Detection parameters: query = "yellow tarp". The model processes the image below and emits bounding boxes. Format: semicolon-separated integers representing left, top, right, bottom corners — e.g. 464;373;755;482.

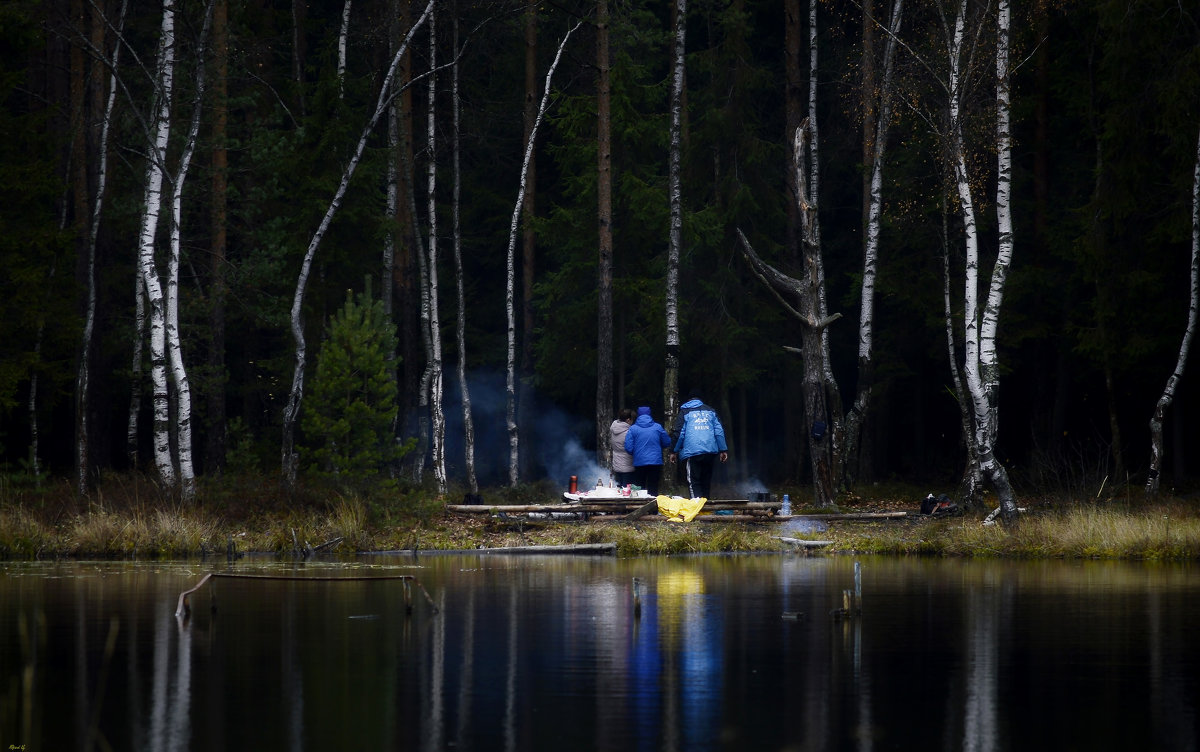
656;495;706;522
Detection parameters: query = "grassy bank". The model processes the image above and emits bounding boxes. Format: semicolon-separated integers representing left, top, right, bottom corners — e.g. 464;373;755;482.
1;474;1199;561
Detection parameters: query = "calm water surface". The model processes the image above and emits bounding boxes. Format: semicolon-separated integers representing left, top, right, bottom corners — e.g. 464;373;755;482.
2;554;1199;751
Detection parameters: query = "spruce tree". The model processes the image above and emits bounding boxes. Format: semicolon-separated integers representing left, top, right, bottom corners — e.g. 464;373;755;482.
303;287;408;492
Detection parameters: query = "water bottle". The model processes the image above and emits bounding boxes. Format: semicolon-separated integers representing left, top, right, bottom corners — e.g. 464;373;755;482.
781;493;791;516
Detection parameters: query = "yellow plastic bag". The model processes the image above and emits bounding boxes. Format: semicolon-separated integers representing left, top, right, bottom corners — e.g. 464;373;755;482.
656;495;706;523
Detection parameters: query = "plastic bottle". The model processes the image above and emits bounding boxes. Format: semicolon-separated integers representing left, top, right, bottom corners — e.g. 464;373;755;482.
781;493;791;516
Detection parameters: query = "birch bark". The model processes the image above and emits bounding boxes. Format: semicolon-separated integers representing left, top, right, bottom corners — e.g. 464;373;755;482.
1146;126;1200;496
426;10;447;494
338;0;352;98
663;0;685;436
280;0;433;486
504;20;582;485
844;0;902;486
163;0;215;500
945;0;1017;522
136;0;177;490
452;3;478;493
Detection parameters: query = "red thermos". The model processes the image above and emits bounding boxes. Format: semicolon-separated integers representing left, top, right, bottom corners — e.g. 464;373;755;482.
569;475;578;493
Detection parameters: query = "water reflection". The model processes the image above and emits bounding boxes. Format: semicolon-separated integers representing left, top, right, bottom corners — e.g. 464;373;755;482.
2;557;1200;750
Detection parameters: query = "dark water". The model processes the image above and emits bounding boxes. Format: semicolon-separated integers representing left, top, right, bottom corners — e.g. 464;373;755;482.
2;554;1199;751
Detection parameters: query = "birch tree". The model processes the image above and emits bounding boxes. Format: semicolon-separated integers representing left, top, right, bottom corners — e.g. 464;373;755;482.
504;19;582;485
280;0;433;486
1146;126;1200;497
76;0;127;495
426;8;447;494
843;0;903;486
451;2;478;493
663;0;685;438
134;0;179;491
941;0;1018;522
129;0;213;498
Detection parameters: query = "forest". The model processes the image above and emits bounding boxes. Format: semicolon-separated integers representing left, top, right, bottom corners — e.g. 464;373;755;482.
1;0;1198;508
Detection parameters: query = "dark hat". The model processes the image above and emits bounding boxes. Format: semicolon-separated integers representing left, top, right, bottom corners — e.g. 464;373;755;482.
687;386;702;399
637;406;652;416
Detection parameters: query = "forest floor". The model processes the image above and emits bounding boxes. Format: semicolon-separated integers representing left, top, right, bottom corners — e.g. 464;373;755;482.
1;473;1199;561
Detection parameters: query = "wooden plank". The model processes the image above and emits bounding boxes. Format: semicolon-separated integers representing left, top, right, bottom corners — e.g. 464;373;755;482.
471;543;617;555
446;501;781;514
624;498;660;519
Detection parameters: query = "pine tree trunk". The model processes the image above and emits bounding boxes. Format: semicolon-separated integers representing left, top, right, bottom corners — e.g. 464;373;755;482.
128;276;145;469
596;0;614;470
206;0;228;476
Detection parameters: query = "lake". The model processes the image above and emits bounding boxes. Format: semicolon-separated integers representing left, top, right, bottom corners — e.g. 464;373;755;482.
2;553;1198;750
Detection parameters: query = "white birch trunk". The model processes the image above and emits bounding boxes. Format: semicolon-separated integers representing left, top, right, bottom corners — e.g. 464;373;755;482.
948;0;1018;521
78;0;127;495
664;0;684;435
426;10;447;494
137;0;178;490
280;0;433;485
338;0;352;98
943;201;981;499
504;20;582;486
844;0;902;483
452;5;478;493
163;0;215;501
982;0;1013;441
1146;126;1200;496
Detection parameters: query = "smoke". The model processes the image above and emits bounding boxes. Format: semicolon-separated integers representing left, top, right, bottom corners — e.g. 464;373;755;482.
440;369;609;487
737;477;769;495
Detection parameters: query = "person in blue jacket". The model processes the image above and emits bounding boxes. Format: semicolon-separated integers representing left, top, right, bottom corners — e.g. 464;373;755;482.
624;406;672;495
670;390;729;500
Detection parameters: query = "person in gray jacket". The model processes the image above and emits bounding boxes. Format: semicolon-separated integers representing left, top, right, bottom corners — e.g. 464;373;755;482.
609;408;636;486
670;390;729;500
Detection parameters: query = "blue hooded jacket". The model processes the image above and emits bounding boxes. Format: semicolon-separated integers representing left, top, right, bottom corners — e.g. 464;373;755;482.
624;407;671;467
672;399;728;460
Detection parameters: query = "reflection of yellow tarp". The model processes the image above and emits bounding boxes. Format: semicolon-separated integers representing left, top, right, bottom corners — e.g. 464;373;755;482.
656;495;706;522
656;570;705;639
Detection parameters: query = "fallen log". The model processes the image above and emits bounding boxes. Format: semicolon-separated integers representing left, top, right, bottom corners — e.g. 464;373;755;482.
777;537;834;548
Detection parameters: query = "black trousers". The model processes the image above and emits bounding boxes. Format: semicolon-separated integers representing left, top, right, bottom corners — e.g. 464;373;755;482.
632;465;663;496
683;454;717;499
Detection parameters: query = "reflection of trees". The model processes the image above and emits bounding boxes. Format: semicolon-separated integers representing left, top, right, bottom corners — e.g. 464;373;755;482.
962;574;1000;752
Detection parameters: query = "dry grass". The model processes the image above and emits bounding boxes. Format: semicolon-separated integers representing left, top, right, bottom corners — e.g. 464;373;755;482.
3;473;1200;560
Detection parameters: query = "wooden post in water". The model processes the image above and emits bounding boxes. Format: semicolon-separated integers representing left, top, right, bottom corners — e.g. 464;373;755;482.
632;577;642;619
854;560;862;614
403;578;413;614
